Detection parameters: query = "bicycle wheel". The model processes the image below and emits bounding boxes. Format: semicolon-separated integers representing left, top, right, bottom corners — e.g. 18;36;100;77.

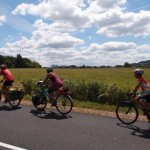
56;95;73;115
8;89;23;108
9;99;21;108
146;112;150;121
116;101;139;125
32;91;47;111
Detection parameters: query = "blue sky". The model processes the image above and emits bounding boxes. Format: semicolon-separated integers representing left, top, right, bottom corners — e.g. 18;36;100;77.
0;0;150;67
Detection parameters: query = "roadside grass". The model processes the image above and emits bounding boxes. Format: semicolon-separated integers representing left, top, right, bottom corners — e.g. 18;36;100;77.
74;100;117;112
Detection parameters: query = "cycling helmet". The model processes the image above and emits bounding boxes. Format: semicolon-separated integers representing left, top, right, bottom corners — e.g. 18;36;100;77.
46;67;53;73
133;68;144;75
0;64;7;69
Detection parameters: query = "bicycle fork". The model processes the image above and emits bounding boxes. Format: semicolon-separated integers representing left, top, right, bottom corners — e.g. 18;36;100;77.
125;101;134;114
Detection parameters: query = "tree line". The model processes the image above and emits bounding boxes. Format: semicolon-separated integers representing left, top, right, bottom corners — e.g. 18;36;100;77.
51;61;150;69
0;54;42;68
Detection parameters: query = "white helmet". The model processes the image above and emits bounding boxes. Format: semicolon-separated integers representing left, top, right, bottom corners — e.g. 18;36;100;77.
133;69;144;75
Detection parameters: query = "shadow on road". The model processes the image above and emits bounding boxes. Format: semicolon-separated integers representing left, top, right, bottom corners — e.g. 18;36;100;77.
30;109;72;120
0;105;21;111
117;123;150;139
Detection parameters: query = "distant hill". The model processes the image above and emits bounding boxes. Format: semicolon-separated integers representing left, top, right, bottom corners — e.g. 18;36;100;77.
131;60;150;67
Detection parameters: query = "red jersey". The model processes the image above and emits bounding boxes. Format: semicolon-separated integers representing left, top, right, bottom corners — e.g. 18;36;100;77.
0;69;14;81
49;72;63;84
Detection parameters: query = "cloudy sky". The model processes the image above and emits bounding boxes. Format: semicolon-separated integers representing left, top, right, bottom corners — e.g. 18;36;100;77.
0;0;150;67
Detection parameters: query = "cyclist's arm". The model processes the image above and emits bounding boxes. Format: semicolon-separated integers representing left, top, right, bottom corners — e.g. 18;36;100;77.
132;82;141;93
43;73;52;85
42;74;49;84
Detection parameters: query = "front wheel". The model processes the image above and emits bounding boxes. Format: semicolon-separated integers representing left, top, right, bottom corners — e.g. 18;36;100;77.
116;101;139;125
56;95;73;115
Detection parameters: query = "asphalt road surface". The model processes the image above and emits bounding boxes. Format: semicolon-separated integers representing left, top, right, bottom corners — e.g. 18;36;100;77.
0;103;149;150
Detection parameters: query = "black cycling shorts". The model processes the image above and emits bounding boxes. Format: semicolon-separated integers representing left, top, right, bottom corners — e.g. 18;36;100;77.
145;94;150;103
3;80;14;86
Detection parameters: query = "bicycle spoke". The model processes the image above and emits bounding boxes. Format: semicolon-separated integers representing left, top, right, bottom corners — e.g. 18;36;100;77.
56;95;73;115
116;101;138;124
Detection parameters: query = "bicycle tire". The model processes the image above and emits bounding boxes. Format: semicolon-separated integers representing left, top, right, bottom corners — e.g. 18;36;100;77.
146;113;150;121
56;95;73;115
9;99;21;108
33;91;47;111
8;89;24;108
116;101;139;125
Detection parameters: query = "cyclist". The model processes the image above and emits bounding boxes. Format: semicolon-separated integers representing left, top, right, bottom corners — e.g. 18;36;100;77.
131;68;150;114
0;64;14;103
42;67;63;106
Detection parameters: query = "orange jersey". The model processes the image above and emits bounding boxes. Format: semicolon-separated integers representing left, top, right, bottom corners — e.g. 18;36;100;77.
134;77;150;92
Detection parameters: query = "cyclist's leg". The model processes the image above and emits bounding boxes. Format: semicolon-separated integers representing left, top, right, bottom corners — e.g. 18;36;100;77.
145;94;150;103
2;80;13;103
48;85;57;106
2;84;9;103
135;93;150;111
48;83;63;106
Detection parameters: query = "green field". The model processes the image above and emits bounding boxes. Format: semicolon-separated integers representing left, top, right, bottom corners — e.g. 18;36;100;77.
7;67;150;89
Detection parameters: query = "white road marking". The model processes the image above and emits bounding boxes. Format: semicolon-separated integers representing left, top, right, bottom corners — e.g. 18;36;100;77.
0;142;27;150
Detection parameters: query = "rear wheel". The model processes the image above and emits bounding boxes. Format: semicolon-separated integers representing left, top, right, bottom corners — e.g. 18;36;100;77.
56;95;73;115
116;101;139;125
8;89;23;108
146;112;150;121
9;99;21;108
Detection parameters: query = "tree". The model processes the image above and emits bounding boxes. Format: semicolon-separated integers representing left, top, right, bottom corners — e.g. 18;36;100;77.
15;54;24;68
124;62;131;68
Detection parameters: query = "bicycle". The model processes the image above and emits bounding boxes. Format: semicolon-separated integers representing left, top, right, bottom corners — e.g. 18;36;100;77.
31;81;73;115
116;93;150;125
0;86;24;108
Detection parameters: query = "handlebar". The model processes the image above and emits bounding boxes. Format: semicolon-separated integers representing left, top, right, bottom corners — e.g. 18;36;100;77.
128;92;137;98
37;80;50;87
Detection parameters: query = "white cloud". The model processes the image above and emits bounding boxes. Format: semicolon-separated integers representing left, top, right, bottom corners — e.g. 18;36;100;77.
12;0;90;28
33;19;84;48
1;29;150;66
81;42;150;66
1;19;84;66
1;0;150;66
12;0;150;37
96;10;150;37
0;15;6;25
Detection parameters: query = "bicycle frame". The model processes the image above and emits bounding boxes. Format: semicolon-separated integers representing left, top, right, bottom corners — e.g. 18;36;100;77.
130;93;147;110
39;85;61;102
32;83;73;114
116;92;150;124
39;86;50;100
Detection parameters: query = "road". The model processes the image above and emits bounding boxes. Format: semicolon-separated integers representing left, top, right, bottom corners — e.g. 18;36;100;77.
0;103;149;150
